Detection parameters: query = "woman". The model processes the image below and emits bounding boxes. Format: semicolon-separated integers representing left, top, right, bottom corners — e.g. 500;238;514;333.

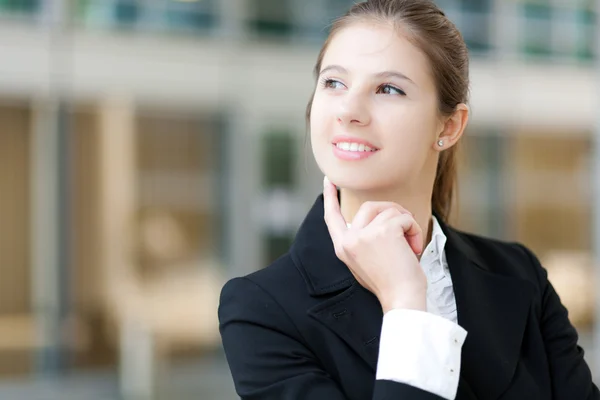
218;0;599;399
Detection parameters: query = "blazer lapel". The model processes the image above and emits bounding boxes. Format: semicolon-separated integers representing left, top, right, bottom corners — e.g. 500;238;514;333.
442;223;536;400
291;192;383;370
307;283;383;371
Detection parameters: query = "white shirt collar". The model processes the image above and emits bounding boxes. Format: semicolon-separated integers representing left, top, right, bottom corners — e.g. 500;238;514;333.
429;215;447;257
420;215;449;279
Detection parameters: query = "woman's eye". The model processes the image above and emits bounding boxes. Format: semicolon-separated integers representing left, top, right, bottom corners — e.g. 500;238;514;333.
377;84;406;96
323;79;345;90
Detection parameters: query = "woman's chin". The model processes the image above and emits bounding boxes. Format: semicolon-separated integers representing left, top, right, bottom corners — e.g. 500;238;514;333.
324;173;383;192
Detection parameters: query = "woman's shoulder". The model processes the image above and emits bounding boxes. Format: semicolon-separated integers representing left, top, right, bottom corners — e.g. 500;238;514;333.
218;252;314;345
450;226;547;286
219;251;314;316
454;227;529;256
241;252;304;293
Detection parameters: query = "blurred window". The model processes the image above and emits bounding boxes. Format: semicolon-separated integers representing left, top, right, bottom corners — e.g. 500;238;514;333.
509;134;592;255
456;132;509;239
291;0;356;42
0;103;32;376
263;131;296;188
522;1;556;57
74;0;216;34
436;0;494;53
260;129;298;264
517;0;596;61
136;110;223;276
282;0;496;49
246;0;293;38
457;131;593;256
0;0;40;17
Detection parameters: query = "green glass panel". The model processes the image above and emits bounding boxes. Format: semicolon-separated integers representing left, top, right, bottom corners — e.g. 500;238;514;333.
576;24;595;61
262;131;296;189
575;7;596;61
0;0;39;13
465;40;491;53
434;0;459;11
247;0;293;38
523;43;553;57
302;0;354;41
580;8;596;25
461;0;491;13
523;2;552;20
248;20;293;36
164;0;216;32
114;0;138;25
521;2;553;57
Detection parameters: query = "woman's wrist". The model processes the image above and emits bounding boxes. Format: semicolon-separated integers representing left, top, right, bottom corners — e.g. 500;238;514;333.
379;290;427;314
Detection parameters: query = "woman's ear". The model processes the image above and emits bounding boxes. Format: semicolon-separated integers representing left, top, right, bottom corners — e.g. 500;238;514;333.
435;103;469;151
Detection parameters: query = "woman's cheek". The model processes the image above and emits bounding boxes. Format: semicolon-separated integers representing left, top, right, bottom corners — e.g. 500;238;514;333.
310;111;332;147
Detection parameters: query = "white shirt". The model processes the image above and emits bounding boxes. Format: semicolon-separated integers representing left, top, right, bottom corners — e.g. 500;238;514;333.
374;216;467;400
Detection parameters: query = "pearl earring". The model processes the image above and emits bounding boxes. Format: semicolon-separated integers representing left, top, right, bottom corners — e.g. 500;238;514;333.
437;139;444;147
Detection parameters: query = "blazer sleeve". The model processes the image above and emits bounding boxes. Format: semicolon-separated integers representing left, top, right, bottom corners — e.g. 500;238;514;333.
519;244;600;399
218;276;445;400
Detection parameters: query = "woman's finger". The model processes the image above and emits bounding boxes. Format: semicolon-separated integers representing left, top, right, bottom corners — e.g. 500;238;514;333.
351;201;413;230
367;210;423;255
322;176;347;244
401;216;424;255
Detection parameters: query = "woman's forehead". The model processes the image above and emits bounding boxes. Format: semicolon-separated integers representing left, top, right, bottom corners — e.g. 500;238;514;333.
321;23;433;87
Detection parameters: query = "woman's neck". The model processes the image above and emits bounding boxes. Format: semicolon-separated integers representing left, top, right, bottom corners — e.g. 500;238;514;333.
339;186;434;250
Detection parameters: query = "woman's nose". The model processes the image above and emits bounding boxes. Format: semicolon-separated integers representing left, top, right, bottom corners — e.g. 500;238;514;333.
336;93;371;126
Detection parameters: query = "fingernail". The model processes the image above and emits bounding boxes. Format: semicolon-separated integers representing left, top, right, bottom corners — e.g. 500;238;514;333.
323;176;329;188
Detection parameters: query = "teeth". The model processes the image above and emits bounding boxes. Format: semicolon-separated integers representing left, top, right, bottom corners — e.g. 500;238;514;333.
335;142;376;152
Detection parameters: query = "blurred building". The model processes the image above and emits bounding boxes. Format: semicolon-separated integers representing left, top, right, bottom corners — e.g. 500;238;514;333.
0;0;597;399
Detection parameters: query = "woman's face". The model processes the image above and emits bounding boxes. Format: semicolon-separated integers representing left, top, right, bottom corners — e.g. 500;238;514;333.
310;22;444;192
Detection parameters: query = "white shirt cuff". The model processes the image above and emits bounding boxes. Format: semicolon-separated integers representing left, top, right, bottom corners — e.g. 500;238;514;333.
375;309;468;400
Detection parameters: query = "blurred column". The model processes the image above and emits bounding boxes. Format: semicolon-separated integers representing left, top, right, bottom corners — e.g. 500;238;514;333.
216;0;246;38
223;108;262;277
30;0;72;376
97;94;138;330
593;0;600;380
30;98;70;375
97;95;153;399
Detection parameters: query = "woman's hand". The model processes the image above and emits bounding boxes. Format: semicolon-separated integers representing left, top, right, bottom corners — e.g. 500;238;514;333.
323;176;427;314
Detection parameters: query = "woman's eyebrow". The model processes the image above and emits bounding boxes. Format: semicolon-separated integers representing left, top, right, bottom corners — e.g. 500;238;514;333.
319;65;416;85
374;70;416;85
319;65;348;75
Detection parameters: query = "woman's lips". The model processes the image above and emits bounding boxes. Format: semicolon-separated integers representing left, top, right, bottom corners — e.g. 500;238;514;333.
332;143;379;161
331;135;378;149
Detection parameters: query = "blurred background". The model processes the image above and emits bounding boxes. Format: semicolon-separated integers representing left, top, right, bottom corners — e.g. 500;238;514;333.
0;0;598;399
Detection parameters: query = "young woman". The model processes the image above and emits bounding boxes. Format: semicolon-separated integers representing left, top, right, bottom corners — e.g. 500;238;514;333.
218;0;599;399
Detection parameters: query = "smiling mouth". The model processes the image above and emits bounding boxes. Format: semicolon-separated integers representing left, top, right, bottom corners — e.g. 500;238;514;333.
333;142;379;153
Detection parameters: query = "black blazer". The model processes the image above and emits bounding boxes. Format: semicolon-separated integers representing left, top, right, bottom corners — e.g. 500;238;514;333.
219;194;599;400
